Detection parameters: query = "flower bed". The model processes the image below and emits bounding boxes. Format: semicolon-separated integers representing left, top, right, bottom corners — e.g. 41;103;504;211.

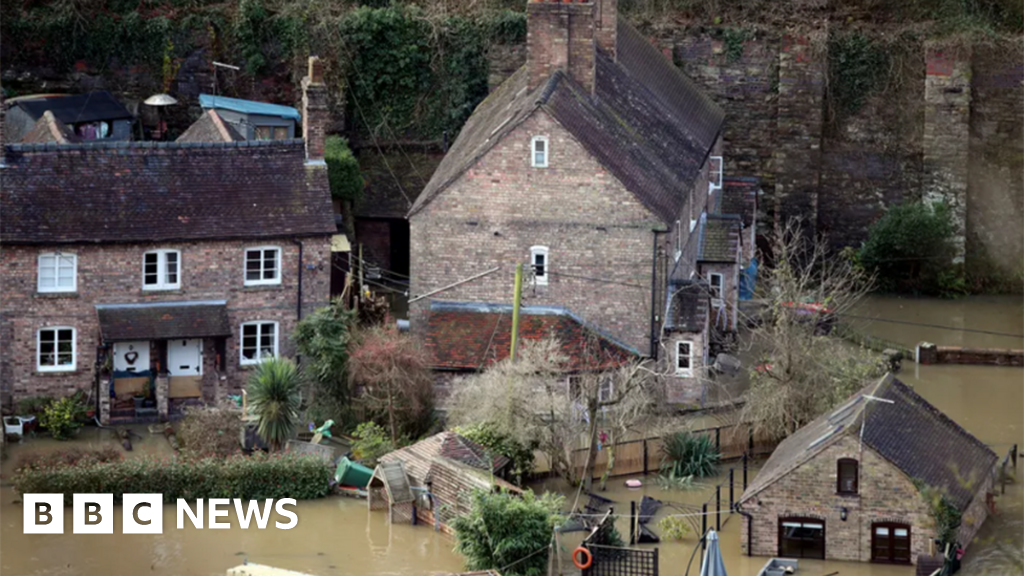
13;452;332;505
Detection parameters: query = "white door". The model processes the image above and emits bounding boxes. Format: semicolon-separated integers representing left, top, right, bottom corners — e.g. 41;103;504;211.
167;339;203;376
113;341;150;373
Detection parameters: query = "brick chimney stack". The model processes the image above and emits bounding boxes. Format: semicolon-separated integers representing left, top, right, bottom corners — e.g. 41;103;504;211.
527;0;596;92
595;0;617;57
301;55;328;165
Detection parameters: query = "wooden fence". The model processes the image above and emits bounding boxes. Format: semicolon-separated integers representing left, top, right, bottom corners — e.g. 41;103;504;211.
572;423;778;480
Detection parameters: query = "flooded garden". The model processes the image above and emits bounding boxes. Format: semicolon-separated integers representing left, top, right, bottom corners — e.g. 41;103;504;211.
2;295;1021;576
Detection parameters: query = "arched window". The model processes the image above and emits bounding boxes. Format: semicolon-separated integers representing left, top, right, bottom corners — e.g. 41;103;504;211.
837;458;858;494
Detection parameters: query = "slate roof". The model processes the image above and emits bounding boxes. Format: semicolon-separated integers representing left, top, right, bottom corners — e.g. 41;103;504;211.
199;94;301;121
1;140;335;244
176;110;245;143
425;301;639;371
739;374;998;511
20;111;78;144
380;431;511;485
697;215;740;263
16;91;133;124
717;176;759;228
664;280;710;333
96;301;232;342
409;19;724;224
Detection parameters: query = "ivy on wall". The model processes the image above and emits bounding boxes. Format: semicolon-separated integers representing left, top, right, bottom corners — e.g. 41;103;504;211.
826;33;890;117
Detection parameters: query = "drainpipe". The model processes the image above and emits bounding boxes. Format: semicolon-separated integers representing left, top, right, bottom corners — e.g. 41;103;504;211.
736;504;754;557
649;230;664;359
292;239;304;321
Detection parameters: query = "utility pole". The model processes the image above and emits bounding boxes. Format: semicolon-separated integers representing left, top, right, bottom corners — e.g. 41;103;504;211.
510;262;523;361
355;243;364;314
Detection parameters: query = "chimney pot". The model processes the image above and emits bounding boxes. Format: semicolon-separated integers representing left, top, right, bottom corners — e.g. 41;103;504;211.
308;56;325;85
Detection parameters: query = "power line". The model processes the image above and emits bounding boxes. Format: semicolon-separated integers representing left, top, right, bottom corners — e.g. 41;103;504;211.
332;262;408;296
837;312;1024;339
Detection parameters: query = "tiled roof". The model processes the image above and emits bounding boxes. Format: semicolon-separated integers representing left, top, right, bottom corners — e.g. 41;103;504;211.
1;140;335;244
717;176;759;228
697;215;740;263
199;94;301;121
425;302;639;371
96;301;232;342
410;20;724;224
16;91;133;124
176;110;245;143
739;375;998;511
664;280;710;333
381;431;510;485
21;111;77;144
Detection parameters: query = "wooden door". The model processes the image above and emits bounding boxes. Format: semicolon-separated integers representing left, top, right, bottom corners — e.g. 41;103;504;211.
871;522;911;564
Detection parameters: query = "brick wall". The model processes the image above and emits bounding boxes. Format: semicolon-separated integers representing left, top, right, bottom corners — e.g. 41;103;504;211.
659;329;706;405
0;237;331;409
410;110;663;354
740;434;936;563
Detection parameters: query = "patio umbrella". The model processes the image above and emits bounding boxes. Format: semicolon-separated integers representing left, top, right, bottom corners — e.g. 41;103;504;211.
700;530;728;576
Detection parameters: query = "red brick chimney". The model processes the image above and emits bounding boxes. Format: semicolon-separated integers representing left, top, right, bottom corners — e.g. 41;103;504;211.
301;55;328;165
527;0;596;92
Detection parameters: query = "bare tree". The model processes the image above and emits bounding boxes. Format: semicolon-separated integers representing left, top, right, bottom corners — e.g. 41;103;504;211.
739;220;883;440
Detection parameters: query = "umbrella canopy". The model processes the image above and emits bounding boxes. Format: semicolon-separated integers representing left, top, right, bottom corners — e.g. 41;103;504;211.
700;530;728;576
144;93;178;106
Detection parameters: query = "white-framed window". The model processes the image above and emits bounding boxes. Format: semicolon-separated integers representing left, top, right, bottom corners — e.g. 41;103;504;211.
531;245;549;286
240;321;279;365
708;272;724;299
708;156;723;193
598;375;614;403
531;136;549;168
37;252;77;293
675;220;682;261
244;246;282;286
675;340;693;377
37;327;76;372
143;249;181;290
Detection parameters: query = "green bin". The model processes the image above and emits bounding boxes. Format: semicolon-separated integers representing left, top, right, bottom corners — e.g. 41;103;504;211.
335;457;374;488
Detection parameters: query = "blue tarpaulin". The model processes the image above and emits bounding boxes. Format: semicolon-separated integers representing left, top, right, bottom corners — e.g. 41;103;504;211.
739;257;758;300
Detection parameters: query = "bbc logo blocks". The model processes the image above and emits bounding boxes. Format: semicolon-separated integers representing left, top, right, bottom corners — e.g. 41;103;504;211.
23;494;163;534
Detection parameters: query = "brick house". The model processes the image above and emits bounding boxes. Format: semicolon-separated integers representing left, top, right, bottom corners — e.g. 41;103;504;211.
0;64;334;423
736;374;998;565
408;0;756;403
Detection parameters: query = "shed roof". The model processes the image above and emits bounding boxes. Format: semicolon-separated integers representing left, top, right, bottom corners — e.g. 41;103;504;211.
739;374;998;511
664;280;710;333
409;20;724;224
381;431;510;484
16;91;133;124
177;110;245;143
697;215;740;263
200;94;301;121
96;301;232;342
426;301;639;371
717;176;759;228
1;140;334;244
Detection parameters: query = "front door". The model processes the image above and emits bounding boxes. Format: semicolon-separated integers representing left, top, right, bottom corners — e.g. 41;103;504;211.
113;340;150;373
872;522;911;564
778;518;825;559
167;339;202;376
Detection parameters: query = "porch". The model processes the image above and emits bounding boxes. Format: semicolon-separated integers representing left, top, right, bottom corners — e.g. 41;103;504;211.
95;301;233;424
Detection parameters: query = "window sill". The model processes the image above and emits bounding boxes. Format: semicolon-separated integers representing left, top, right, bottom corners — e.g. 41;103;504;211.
35;370;81;377
674;372;694;378
141;289;185;296
836;492;860;498
35;292;79;299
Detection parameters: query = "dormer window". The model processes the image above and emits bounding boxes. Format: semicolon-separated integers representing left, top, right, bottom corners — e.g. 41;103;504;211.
531;136;549;168
708;156;723;193
837;458;858;494
531;246;549;286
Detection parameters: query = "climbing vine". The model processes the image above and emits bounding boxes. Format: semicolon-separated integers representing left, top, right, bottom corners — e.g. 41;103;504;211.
826;33;889;117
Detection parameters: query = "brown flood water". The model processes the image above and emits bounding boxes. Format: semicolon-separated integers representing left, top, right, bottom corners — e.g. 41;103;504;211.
1;295;1021;576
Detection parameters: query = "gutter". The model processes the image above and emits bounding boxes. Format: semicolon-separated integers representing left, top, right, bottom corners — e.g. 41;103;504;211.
650;229;664;359
735;504;754;557
292;239;304;321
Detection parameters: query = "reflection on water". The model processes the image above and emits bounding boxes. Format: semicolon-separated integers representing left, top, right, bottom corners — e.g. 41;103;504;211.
1;296;1021;575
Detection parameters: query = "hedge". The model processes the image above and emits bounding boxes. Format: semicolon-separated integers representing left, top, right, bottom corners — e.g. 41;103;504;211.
13;452;332;505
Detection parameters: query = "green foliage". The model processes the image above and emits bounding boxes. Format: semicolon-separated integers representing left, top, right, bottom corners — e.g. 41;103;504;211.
828;33;888;117
857;201;961;296
658;515;692;540
293;300;357;426
16;396;55;416
452;489;564;576
660;431;721;478
177;406;243;458
653;469;697;491
915;480;963;548
247;357;303;450
13;452;332;505
457;422;537;486
351;421;395;466
485;10;528;45
720;28;751;63
39;396;86;441
590;517;626;547
325;136;364;203
16;447;122;472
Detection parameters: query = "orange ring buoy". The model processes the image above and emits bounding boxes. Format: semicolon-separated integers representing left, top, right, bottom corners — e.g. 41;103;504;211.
573;546;593;570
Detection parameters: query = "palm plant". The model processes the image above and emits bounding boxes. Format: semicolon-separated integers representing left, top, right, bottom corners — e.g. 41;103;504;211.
247;357;303;451
660;431;721;479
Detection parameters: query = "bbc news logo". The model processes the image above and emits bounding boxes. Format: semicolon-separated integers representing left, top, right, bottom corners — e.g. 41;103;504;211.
23;494;298;534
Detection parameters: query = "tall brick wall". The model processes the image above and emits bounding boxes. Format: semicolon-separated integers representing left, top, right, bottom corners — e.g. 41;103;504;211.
410;110;663;354
739;434;936;563
0;237;331;408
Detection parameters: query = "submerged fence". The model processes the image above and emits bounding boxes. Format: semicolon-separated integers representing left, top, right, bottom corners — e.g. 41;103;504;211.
572;423;777;481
